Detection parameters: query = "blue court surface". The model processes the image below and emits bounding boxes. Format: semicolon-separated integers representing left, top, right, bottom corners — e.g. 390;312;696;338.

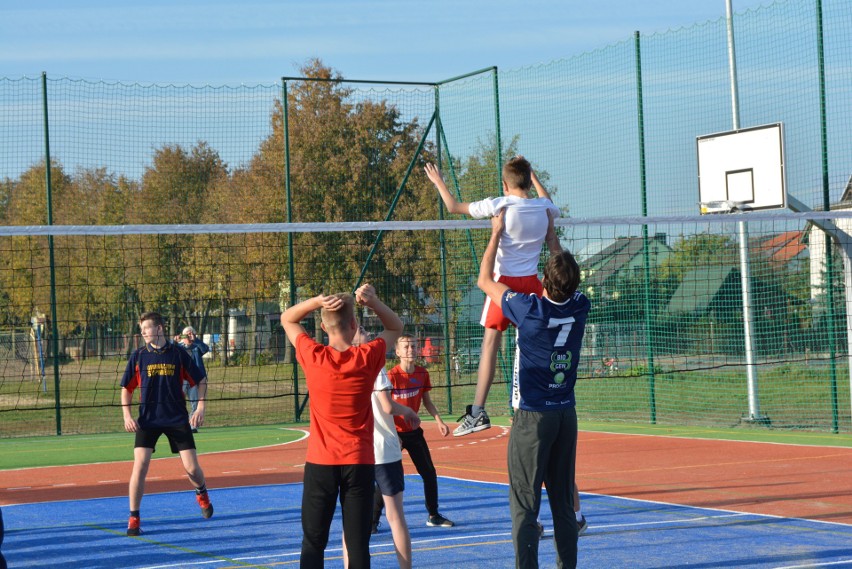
3;476;851;568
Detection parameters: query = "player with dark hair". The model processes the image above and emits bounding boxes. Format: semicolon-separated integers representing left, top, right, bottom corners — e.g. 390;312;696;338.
478;211;589;568
121;311;213;537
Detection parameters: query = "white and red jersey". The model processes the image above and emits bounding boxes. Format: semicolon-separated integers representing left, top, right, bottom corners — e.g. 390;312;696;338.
467;196;560;277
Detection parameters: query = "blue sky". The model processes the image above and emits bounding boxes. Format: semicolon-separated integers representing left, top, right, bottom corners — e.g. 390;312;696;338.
2;0;771;85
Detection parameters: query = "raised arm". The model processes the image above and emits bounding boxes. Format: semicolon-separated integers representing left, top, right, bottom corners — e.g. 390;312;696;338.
355;284;404;348
425;163;470;215
477;210;511;309
545;209;563;255
530;168;553;201
281;295;331;345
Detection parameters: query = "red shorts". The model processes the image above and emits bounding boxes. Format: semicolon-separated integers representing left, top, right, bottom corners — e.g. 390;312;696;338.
480;274;543;331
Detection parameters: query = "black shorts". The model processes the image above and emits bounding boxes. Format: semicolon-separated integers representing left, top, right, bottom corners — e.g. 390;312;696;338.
134;423;196;454
375;460;405;496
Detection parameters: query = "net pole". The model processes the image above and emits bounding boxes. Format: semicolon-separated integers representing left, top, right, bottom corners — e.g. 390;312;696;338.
815;0;840;432
283;78;303;422
42;72;63;436
635;30;657;424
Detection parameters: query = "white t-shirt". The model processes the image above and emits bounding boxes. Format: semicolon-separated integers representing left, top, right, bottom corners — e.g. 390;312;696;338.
467;196;561;277
372;369;403;465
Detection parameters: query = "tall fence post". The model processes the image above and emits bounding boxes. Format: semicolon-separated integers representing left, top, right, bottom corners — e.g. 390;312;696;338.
42;72;62;436
282;78;301;422
634;31;657;424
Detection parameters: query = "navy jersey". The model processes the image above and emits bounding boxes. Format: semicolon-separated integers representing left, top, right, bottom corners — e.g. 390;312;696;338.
502;289;591;412
121;342;205;428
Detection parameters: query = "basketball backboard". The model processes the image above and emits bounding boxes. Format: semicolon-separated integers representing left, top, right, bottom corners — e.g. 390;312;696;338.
697;123;786;214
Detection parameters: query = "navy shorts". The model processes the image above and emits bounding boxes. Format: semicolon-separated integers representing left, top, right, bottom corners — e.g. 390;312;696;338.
134;423;196;454
375;460;405;496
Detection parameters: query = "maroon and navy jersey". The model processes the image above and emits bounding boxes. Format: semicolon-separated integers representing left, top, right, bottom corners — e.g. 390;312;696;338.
121;342;205;429
502;290;590;412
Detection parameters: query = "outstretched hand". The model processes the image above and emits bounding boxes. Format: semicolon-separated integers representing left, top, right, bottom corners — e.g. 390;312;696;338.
424;163;444;187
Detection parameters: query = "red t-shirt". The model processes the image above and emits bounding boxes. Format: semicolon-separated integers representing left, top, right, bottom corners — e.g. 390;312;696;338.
296;333;387;465
387;364;432;433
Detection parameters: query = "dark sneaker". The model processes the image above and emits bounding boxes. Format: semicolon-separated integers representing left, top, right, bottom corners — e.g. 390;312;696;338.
427;513;454;527
197;491;214;519
126;515;141;536
537;521;545;539
371;521;380;534
577;515;588;536
452;406;491;437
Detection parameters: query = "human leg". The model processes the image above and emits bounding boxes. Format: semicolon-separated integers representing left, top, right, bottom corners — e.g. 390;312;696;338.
384;492;412;569
454;328;501;437
300;463;340;569
375;461;411;569
338;464;375;569
509;409;558;569
178;448;213;518
127;445;153;536
543;408;578;569
400;429;453;526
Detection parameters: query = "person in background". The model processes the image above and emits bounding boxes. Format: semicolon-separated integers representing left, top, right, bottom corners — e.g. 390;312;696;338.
175;326;210;433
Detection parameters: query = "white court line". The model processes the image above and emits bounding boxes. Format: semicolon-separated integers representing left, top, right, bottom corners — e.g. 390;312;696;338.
51;483;76;487
97;480;120;484
774;561;852;568
137;513;753;569
221;471;240;474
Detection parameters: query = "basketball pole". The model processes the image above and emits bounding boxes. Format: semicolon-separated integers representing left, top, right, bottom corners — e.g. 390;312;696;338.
726;0;768;424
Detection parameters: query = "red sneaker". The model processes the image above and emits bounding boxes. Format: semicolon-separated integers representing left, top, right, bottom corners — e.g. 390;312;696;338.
196;491;214;518
126;515;141;536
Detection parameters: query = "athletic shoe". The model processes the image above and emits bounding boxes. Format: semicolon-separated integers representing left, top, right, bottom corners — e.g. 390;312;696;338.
537;521;545;540
126;515;141;536
371;521;381;534
191;427;199;433
577;515;588;536
197;491;214;518
452;406;491;437
426;513;455;527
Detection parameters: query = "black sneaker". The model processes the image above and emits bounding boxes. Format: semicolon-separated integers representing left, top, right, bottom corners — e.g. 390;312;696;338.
452;406;491;437
371;521;380;534
577;515;588;536
427;513;454;527
537;521;545;539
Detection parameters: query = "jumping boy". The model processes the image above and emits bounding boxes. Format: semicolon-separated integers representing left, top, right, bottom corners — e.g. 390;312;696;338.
478;211;590;568
374;334;454;529
121;311;213;537
280;284;403;569
425;157;561;436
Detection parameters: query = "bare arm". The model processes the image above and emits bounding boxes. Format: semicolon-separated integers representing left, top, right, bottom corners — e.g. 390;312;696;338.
421;391;449;437
530;168;553;201
376;389;421;430
425;163;470;215
190;378;207;428
121;388;138;432
545;210;563;255
477;211;511;309
355;284;404;348
281;295;332;346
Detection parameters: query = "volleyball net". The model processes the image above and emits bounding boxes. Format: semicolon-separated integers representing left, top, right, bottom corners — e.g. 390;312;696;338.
0;212;849;436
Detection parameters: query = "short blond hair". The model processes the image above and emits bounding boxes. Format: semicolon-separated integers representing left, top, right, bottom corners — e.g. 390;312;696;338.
320;293;355;332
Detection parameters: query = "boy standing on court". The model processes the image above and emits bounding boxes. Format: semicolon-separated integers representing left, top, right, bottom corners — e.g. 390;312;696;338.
280;284;403;569
479;212;589;568
120;311;214;537
425;157;561;436
373;334;455;529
